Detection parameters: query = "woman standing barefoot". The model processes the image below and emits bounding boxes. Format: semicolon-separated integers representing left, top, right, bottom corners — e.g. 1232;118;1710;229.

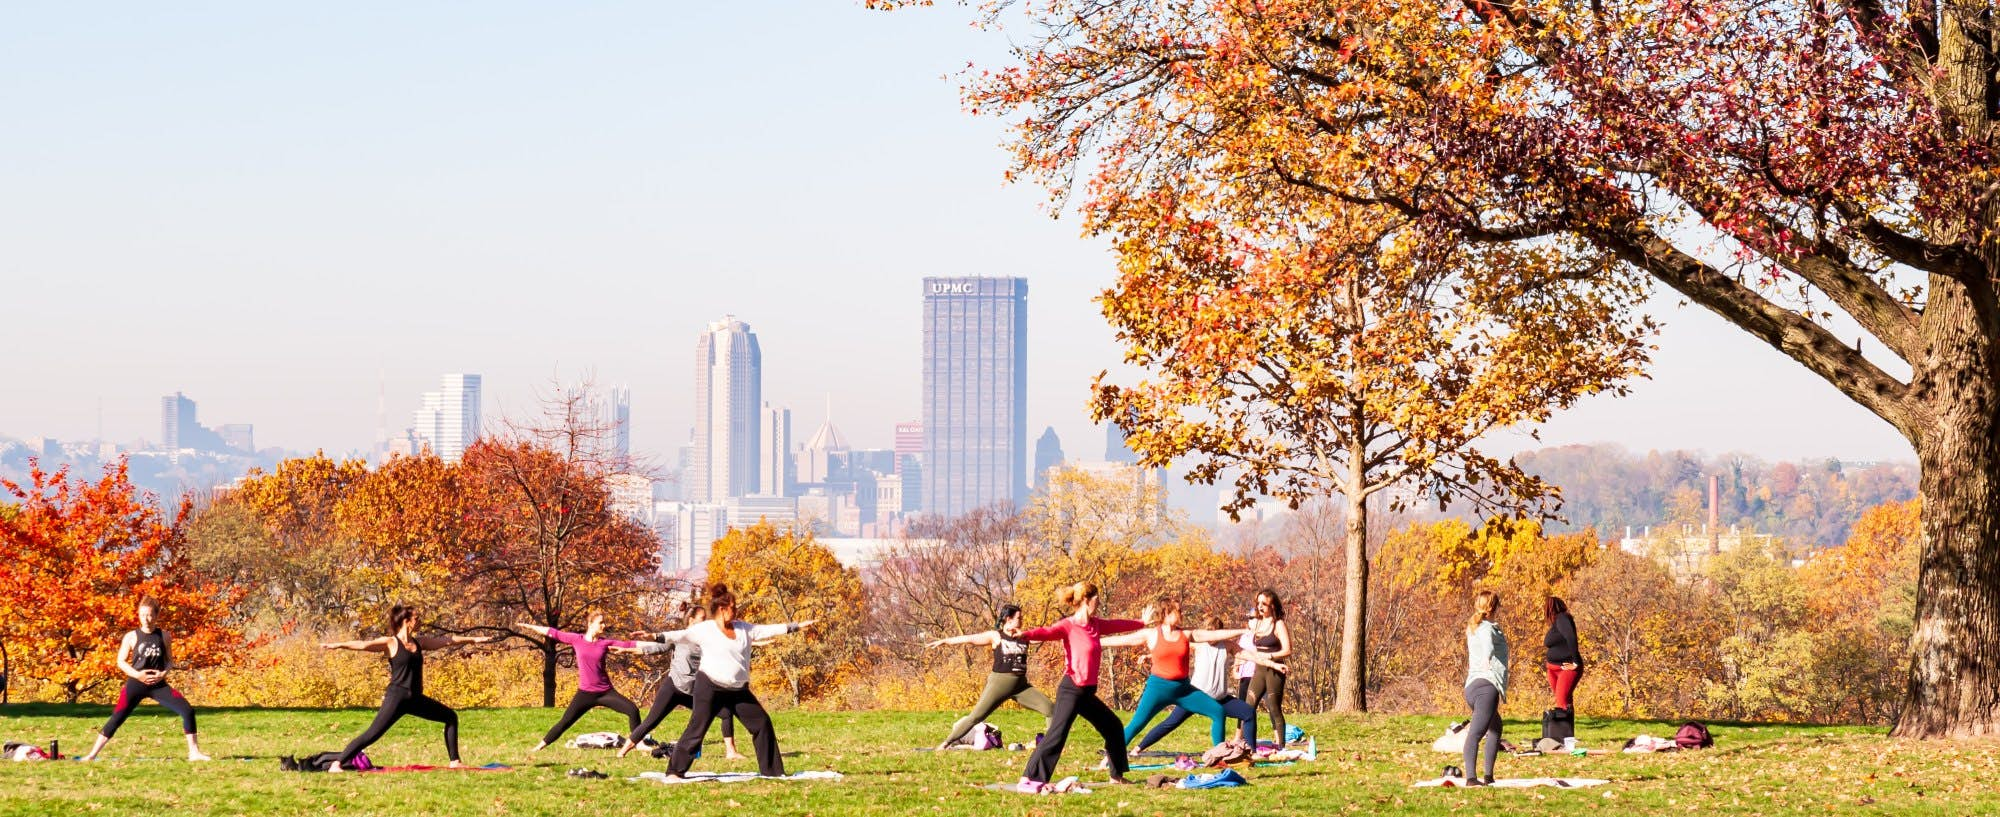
1462;590;1510;786
80;597;211;762
618;605;744;760
925;604;1053;748
322;605;495;771
1014;582;1144;792
515;612;639;752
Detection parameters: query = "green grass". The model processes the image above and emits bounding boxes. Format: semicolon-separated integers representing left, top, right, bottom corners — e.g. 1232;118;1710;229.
0;702;1993;815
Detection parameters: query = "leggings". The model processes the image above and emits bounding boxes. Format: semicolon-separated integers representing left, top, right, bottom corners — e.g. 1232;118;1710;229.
339;688;460;765
1546;662;1582;711
1022;677;1128;784
542;688;641;745
666;675;782;777
944;673;1053;745
1134;694;1257;750
1246;666;1287;742
1122;675;1229;745
1462;679;1501;780
629;683;735;746
100;679;197;737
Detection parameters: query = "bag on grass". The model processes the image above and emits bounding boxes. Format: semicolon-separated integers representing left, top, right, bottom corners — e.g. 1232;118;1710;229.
2;742;50;761
1430;721;1469;753
1284;724;1305;744
1200;738;1254;767
1673;722;1713;749
1179;768;1248;789
957;722;1004;750
568;732;627;750
1540;707;1575;742
281;751;371;772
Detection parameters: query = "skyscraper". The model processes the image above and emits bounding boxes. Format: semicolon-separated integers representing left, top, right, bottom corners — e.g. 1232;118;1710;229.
572;385;632;464
762;402;793;497
160;391;227;460
1105;421;1140;464
691;316;762;503
922;276;1028;516
413;374;482;463
1034;426;1064;493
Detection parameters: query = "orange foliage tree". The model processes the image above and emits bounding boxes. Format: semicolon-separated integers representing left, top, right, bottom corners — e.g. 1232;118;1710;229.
0;461;249;702
706;521;870;706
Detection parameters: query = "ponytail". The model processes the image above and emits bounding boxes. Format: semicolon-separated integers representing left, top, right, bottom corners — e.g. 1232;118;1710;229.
1467;590;1500;636
1057;581;1099;610
389;604;416;635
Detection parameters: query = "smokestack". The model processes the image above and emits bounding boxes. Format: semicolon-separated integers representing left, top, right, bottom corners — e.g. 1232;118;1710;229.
1709;474;1721;555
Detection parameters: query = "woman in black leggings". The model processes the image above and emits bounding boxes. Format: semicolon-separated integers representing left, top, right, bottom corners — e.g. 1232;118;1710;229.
616;604;742;760
1242;589;1293;745
323;605;494;771
515;612;640;752
81;596;210;762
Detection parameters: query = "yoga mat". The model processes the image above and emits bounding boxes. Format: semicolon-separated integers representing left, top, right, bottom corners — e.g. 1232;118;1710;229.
1412;777;1609;789
366;763;514;773
633;770;843;785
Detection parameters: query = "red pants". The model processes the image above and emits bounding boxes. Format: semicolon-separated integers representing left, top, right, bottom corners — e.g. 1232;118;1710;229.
1546;663;1582;710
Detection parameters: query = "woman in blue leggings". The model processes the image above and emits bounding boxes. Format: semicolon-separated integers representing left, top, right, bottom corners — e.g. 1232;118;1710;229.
1103;599;1252;748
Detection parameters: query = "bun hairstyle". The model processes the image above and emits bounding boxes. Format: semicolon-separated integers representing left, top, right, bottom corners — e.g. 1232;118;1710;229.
1057;581;1100;610
1467;589;1501;635
389;604;417;635
1152;597;1182;622
705;583;736;617
1201;614;1225;630
995;603;1023;630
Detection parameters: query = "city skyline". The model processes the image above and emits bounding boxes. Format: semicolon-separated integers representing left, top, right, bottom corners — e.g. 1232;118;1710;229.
0;2;1919;468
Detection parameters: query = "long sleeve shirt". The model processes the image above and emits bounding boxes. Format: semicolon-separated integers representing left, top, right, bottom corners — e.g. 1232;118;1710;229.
635;630;707;695
1465;620;1511;699
1544;613;1583;666
1018;616;1143;687
548;629;636;693
633;619;798;690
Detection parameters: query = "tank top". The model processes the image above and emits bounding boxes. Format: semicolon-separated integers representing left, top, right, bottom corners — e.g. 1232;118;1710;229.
130;629;168;673
1149;628;1192;681
1253;623;1281;653
388;638;424;695
992;634;1030;675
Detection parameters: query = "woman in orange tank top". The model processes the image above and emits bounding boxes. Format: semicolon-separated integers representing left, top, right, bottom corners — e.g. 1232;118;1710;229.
1102;597;1248;748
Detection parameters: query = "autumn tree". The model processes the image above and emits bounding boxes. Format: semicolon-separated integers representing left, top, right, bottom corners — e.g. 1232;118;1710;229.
706;521;870;706
0;461;250;702
1802;499;1923;722
217;453;372;627
872;507;1033;667
884;0;2000;736
461;384;661;707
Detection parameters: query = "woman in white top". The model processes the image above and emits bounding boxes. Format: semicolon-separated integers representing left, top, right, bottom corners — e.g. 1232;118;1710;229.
1462;589;1510;786
618;584;813;778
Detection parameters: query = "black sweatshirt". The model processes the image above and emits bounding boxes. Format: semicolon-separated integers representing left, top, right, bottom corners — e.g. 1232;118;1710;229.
1544;612;1582;666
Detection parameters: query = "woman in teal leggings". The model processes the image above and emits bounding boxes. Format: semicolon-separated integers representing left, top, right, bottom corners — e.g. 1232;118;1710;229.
1103;598;1250;746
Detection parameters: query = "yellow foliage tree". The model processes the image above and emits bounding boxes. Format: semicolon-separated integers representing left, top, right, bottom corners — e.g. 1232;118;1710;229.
706;521;869;707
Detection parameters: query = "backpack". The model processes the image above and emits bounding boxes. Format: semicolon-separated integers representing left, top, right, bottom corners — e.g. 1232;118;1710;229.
2;742;50;762
1540;707;1575;742
1178;767;1249;789
961;722;1004;750
1200;737;1254;767
1673;721;1713;749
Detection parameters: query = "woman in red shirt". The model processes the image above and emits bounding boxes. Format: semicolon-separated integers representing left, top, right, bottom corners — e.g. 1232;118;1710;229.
1013;582;1144;792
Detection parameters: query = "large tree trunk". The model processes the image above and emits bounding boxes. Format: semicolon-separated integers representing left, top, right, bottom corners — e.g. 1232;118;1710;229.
1334;464;1369;712
541;642;558;708
1894;4;2000;739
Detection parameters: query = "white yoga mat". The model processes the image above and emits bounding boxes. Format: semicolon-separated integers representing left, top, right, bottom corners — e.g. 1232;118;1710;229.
633;770;844;785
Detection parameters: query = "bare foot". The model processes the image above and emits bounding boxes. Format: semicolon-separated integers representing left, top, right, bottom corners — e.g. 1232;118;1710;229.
615;745;634;759
188;752;212;762
725;751;748;761
80;755;100;762
448;760;467;769
326;762;344;773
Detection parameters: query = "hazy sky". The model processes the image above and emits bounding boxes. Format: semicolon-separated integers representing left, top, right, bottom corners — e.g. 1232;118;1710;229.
0;2;1915;465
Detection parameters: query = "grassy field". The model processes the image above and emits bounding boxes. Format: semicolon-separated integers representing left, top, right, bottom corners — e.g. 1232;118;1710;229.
1;702;1995;815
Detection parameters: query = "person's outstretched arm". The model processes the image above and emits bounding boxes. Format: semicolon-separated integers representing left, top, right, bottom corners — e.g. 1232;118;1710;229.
745;620;816;641
1188;628;1249;643
612;629;691;655
924;630;999;649
1098;630;1151;648
418;633;497;651
321;636;393;653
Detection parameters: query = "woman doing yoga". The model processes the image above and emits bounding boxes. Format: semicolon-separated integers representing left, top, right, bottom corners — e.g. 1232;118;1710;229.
81;596;210;762
617;604;744;760
1015;581;1145;792
322;605;495;771
620;584;813;779
1104;599;1253;749
1129;613;1276;751
515;612;639;752
1242;588;1293;744
1462;589;1510;786
925;603;1053;749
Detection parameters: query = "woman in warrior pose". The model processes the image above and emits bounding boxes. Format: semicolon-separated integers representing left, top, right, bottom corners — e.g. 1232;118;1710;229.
1104;600;1254;749
620;584;813;779
514;612;639;752
322;605;495;771
81;597;211;762
1126;612;1277;751
1013;582;1145;791
616;604;744;760
924;603;1053;749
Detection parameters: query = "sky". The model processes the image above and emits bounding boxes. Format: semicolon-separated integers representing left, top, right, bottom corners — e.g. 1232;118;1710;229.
0;2;1916;466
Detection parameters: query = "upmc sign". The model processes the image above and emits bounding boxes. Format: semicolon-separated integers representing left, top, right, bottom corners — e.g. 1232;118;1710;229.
929;281;980;295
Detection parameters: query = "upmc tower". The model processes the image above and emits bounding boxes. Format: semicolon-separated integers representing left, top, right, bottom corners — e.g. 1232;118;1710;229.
922;276;1028;517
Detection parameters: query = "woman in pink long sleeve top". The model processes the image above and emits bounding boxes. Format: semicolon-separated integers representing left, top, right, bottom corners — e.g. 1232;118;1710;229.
514;612;639;752
1015;581;1145;791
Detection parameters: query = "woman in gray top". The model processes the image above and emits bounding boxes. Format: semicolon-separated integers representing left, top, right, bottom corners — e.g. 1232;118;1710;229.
1462;589;1509;786
617;604;742;760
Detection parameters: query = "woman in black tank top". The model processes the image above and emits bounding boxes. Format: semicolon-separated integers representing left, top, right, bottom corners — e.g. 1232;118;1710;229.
1242;589;1294;745
82;597;209;762
924;604;1055;748
322;604;494;770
